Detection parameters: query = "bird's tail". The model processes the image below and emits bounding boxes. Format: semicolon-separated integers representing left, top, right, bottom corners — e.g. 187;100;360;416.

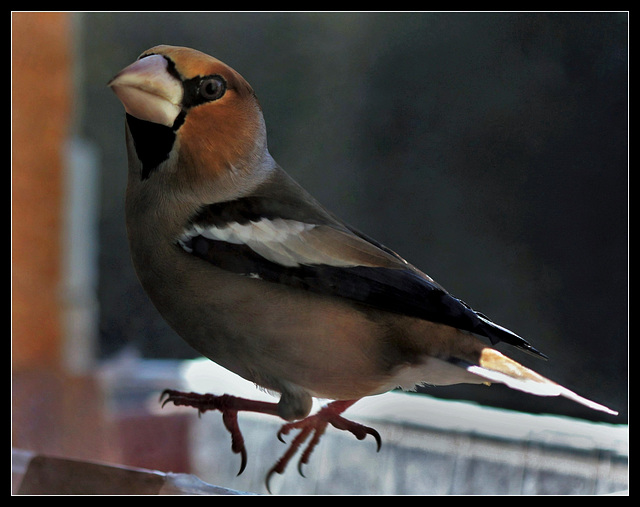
453;348;618;416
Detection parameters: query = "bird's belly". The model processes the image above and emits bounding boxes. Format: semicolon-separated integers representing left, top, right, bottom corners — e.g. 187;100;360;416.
138;253;394;400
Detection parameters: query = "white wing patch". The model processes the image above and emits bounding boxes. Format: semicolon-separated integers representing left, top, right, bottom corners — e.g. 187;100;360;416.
178;218;394;268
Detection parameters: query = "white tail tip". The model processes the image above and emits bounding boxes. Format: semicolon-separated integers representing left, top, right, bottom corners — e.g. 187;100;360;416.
468;348;619;416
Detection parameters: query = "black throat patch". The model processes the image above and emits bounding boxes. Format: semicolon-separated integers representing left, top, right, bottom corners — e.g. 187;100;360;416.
126;113;184;180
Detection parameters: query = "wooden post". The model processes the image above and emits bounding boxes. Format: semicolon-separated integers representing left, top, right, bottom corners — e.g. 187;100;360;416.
12;12;72;370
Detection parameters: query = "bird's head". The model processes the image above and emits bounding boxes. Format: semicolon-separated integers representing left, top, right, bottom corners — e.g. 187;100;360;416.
109;45;271;198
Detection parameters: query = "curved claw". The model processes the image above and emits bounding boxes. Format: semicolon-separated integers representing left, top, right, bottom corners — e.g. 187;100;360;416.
221;409;249;476
237;447;248;476
159;389;174;407
368;427;382;452
297;460;306;478
329;413;382;452
265;467;278;494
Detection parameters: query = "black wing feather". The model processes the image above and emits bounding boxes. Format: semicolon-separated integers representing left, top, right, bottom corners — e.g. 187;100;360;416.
182;232;547;359
179;166;546;359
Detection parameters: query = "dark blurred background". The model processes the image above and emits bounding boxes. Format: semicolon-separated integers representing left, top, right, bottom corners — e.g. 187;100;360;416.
78;12;627;422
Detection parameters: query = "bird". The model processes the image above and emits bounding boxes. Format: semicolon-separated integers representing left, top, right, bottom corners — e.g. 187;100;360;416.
108;45;617;489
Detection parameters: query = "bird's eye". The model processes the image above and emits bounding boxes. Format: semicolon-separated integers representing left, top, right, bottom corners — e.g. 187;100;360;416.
199;76;226;101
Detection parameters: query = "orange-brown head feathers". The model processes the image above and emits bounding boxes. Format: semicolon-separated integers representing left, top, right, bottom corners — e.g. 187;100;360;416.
110;45;271;195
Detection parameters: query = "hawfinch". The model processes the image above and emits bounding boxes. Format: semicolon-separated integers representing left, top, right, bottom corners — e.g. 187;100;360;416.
109;45;617;485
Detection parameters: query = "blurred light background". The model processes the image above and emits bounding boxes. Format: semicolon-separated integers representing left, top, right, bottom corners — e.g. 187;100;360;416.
12;12;627;494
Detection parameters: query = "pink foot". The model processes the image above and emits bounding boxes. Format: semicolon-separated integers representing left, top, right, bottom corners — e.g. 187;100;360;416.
266;400;381;491
160;389;280;475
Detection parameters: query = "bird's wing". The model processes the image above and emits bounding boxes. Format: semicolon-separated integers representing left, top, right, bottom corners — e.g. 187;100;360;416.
177;168;546;359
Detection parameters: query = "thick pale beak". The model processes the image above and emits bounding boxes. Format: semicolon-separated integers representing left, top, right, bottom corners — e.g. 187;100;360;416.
109;54;183;127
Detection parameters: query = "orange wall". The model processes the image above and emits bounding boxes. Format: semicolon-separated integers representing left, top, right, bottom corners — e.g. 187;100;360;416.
12;12;73;370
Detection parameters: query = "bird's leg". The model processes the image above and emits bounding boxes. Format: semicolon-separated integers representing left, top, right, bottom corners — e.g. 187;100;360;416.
160;389;280;475
266;399;381;491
